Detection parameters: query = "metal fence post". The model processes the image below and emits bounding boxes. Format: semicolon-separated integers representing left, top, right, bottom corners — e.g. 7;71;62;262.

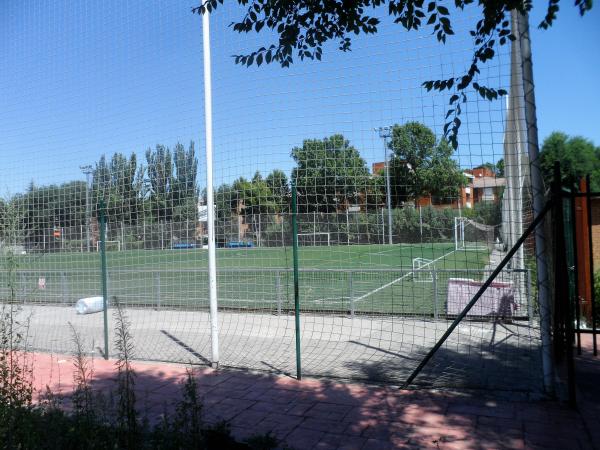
292;182;302;380
349;272;354;318
61;271;69;305
586;175;598;356
432;268;438;320
99;200;110;360
19;272;25;302
276;271;282;316
526;268;532;323
155;272;161;309
569;188;582;355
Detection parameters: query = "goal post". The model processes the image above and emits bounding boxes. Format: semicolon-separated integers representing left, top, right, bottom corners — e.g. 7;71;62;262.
96;240;121;252
454;217;465;251
412;257;434;282
455;217;496;252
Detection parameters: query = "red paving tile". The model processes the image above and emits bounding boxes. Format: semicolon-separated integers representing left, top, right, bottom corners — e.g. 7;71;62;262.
26;351;598;449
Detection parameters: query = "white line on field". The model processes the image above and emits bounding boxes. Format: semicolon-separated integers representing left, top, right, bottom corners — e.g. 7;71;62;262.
352;248;457;304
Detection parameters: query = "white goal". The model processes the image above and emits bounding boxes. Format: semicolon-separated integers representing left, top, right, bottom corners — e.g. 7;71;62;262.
454;217;495;252
412;258;434;283
297;232;331;247
96;240;122;252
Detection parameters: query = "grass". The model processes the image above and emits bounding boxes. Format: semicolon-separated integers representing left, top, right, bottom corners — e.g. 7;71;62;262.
0;243;490;315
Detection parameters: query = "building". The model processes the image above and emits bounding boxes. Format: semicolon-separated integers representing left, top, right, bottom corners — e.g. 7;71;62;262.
470;167;506;204
372;162;505;209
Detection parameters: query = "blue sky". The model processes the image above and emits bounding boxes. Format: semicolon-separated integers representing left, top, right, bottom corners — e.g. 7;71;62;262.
0;0;598;195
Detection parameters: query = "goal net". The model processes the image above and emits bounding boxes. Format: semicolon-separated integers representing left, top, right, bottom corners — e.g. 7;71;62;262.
412;258;434;283
455;217;496;251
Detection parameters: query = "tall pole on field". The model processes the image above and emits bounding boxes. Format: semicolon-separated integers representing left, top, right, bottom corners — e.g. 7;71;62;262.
99;200;109;360
291;182;302;380
514;11;553;394
80;165;93;252
202;8;219;368
376;127;393;245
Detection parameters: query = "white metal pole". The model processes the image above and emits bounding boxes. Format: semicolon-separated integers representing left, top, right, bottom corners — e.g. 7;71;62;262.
384;137;393;245
454;217;459;251
202;10;219;368
515;11;553;394
346;208;350;245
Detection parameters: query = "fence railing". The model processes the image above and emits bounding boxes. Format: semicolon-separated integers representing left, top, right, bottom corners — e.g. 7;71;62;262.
0;267;531;319
11;208;499;252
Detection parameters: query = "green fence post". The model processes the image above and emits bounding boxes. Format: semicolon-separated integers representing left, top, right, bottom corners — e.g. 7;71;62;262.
291;183;302;380
349;272;354;318
276;271;282;316
526;268;532;324
432;268;438;320
99;200;109;360
155;272;161;310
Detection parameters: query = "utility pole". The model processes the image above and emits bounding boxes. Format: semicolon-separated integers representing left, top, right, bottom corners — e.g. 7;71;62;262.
80;165;93;252
376;127;393;245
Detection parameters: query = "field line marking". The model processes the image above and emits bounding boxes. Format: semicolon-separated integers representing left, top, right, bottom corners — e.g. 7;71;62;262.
352;248;457;304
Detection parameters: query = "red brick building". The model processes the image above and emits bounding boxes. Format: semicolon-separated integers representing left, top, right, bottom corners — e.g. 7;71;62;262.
372;163;505;209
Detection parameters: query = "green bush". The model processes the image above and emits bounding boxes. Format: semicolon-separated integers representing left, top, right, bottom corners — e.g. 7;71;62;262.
0;299;278;450
392;206;456;244
468;201;502;226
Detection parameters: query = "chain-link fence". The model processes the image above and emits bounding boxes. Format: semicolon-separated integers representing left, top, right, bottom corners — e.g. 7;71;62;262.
0;1;547;392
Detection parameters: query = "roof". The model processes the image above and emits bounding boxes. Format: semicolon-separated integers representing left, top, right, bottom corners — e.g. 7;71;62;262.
472;177;506;188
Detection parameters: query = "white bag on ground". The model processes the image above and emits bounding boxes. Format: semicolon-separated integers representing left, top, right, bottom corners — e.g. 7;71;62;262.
75;296;106;315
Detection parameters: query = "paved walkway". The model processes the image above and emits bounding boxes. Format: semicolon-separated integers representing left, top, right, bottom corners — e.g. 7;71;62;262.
29;351;596;449
575;334;600;448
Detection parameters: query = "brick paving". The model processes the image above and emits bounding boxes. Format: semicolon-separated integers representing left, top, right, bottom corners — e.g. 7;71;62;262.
575;334;600;449
29;351;597;449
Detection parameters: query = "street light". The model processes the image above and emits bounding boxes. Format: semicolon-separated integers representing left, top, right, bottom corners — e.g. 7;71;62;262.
80;165;93;252
375;127;393;245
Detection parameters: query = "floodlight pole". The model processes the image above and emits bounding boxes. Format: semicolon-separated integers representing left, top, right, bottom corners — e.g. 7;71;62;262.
376;127;393;245
515;11;554;394
202;8;219;368
80;165;93;252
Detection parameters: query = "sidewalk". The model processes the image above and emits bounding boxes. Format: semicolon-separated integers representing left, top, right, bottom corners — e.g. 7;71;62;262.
29;352;595;450
575;334;600;448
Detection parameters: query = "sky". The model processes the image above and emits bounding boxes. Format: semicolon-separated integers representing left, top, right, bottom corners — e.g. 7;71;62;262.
0;0;598;195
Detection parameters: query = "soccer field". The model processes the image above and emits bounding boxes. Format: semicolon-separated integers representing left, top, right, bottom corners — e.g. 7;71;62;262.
2;243;490;315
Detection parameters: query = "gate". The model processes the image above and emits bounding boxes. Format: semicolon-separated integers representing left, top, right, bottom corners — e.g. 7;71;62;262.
551;166;599;407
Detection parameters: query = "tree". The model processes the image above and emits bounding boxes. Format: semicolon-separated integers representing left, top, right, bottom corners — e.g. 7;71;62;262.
291;135;371;213
16;181;87;251
388;122;463;205
145;145;174;222
213;183;237;244
540;132;600;190
173;142;199;223
496;158;505;177
234;172;278;217
265;169;290;212
92;153;141;225
193;0;591;147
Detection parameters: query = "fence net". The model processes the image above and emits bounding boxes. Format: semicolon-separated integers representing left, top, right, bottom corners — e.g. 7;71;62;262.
1;0;543;391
